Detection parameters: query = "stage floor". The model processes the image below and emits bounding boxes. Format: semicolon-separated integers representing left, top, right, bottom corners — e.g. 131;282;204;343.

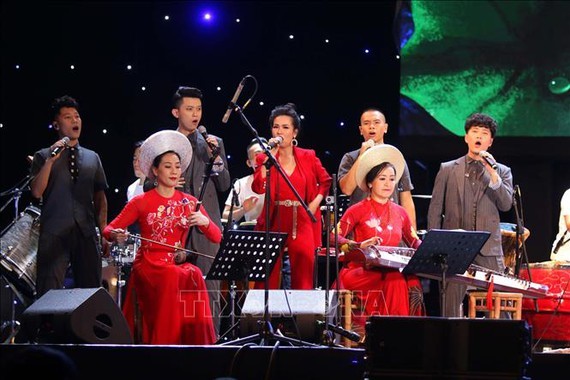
0;343;568;380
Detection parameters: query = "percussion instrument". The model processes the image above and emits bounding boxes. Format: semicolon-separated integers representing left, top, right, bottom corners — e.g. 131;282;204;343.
0;205;40;299
109;236;139;265
500;222;530;275
520;261;570;346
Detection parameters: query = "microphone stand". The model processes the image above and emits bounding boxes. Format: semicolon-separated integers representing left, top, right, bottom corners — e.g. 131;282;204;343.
219;180;240;341
0;174;33;222
221;103;318;347
512;185;538;312
513;185;531;279
318;174;360;346
183;140;221;258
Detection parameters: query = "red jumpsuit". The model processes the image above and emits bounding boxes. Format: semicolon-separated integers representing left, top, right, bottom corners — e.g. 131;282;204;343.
252;147;332;289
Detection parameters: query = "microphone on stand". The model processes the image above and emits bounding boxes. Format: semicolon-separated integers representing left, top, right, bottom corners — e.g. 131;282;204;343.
50;136;70;157
222;76;247;124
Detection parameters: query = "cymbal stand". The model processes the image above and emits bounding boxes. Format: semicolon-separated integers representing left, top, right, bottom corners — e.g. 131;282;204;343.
0;174;33;343
0;275;21;344
110;242;130;309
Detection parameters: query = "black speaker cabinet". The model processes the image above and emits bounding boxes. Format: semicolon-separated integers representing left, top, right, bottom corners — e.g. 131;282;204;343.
365;316;532;379
20;287;132;344
239;289;337;343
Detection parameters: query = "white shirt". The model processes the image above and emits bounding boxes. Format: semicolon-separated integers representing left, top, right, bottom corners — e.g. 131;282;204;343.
551;189;570;261
224;174;264;223
127;178;145;202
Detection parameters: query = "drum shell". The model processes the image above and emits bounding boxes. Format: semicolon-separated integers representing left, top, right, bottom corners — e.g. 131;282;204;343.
0;206;40;299
520;262;570;343
500;222;530;275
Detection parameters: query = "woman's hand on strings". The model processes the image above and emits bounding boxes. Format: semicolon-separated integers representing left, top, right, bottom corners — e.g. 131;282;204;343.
189;210;209;227
173;242;187;264
110;228;130;245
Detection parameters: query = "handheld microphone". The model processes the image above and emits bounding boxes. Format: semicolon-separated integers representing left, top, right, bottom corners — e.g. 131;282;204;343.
267;136;283;149
221;76;247;124
197;125;220;154
364;139;375;149
479;150;498;170
50;137;70;157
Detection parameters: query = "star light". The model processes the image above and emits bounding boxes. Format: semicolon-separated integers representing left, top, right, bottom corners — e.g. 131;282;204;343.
202;12;213;22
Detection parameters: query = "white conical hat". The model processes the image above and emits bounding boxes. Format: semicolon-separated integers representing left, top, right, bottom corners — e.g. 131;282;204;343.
139;130;192;179
355;144;405;192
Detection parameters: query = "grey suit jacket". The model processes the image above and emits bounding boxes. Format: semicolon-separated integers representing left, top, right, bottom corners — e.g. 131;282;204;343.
427;155;513;257
183;131;231;263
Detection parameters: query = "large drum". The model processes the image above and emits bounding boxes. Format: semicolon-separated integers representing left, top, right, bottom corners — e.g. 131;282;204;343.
0;205;40;299
500;222;530;275
519;261;570;348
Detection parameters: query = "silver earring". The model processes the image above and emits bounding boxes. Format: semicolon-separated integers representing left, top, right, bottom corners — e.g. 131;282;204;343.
292;138;298;146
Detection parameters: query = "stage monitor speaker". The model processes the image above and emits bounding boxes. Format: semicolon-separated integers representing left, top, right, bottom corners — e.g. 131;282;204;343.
239;289;338;343
365;316;532;379
20;287;132;344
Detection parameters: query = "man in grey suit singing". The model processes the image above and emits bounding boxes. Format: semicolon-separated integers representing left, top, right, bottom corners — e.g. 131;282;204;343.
172;86;231;336
427;113;514;317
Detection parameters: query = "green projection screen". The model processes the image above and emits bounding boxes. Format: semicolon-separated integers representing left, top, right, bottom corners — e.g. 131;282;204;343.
398;0;570;137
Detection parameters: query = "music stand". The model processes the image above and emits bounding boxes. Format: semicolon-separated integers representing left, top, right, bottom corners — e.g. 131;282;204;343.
402;229;490;317
208;229;287;342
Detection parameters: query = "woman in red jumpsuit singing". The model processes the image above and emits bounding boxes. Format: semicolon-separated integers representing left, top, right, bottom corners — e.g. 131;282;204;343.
252;103;332;289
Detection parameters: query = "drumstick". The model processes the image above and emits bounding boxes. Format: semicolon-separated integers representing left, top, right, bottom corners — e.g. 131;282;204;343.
110;230;215;260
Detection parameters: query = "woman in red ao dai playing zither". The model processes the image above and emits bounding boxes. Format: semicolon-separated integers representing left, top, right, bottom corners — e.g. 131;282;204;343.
335;145;425;323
